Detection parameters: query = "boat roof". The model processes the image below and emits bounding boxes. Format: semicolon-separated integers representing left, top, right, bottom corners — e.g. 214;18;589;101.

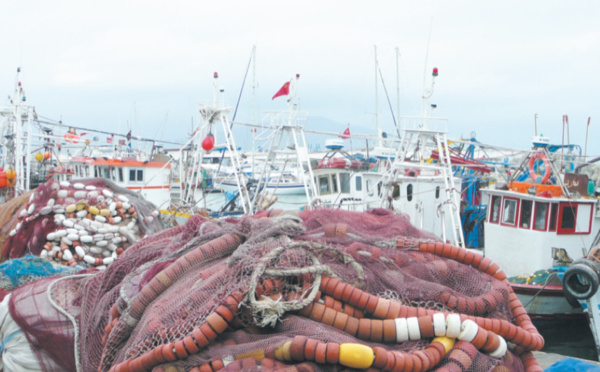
69;156;171;168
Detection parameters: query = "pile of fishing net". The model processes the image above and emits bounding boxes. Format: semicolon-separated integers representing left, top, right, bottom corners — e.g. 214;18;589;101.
1;208;544;371
0;179;163;267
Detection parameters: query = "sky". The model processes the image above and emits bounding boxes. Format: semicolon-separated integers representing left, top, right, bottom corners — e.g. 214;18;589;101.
1;0;599;156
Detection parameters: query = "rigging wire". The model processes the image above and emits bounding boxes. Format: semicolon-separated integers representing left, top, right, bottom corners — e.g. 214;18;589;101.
216;46;255;175
378;66;401;139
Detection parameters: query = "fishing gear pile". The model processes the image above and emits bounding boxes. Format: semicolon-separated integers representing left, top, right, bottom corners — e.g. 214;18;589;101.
1;208;544;371
0;179;163;267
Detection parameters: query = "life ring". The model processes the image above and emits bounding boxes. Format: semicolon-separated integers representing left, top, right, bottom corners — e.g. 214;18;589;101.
562;258;600;300
404;168;421;177
528;152;551;184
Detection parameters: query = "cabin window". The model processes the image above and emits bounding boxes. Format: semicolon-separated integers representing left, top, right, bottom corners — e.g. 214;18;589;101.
102;166;110;179
534;202;549;231
557;203;592;235
339;173;350;193
94;166;99;178
501;198;518;226
392;185;400;200
118;168;124;182
137;169;144;182
549;204;558;231
520;200;533;229
355;176;362;192
318;175;330;195
129;169;136;182
331;174;338;193
435;186;440;199
558;205;576;233
407;184;413;202
490;195;501;223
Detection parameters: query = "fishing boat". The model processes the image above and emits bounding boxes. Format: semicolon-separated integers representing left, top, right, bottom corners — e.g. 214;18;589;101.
0;67;179;211
482;139;600;318
312;67;468;248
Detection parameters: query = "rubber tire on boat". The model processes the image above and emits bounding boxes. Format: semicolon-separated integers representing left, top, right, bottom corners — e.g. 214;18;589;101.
563;259;600;300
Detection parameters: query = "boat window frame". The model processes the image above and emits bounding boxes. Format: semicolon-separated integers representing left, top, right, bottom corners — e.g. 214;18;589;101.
392;185;400;200
548;203;558;231
500;197;519;227
407;184;413;202
331;174;338;194
533;201;549;231
355;175;362;192
557;202;593;235
489;195;502;224
318;175;331;195
339;172;351;193
519;199;533;229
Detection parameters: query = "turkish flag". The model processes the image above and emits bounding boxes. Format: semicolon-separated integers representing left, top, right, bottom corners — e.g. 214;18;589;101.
272;82;290;100
340;127;350;139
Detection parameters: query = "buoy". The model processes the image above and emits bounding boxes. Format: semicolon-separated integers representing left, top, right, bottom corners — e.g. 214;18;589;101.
0;171;7;188
202;133;215;151
35;153;44;162
44;151;51;160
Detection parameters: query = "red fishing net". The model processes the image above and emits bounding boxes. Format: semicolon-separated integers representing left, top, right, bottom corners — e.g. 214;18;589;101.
7;208;543;371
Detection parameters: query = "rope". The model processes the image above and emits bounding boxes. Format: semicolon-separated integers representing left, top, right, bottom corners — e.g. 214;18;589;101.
0;330;22;353
246;241;364;327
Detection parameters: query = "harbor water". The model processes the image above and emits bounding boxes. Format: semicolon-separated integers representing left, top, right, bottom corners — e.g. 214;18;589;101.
535;318;598;362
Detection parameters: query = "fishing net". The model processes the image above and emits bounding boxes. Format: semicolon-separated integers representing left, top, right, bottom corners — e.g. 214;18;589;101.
0;255;82;292
5;208;544;371
0;179;164;267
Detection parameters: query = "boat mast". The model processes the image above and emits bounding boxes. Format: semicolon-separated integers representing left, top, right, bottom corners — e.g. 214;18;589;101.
396;47;401;126
374;45;383;147
1;67;34;196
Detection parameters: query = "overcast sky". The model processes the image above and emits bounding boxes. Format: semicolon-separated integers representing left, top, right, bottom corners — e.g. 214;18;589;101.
1;1;599;156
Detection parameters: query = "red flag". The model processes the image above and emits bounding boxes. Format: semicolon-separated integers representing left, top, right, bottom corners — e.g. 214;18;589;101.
107;136;113;144
339;127;350;139
588;117;591;126
272;82;290;100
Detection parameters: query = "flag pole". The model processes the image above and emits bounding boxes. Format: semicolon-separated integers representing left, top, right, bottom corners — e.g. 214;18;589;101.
348;124;353;154
585;117;591;160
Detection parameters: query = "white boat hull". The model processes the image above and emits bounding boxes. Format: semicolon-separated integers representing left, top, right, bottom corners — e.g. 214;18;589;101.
219;181;308;195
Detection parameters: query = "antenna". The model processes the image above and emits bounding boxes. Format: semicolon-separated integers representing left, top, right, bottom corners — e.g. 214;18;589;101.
396;47;400;122
251;45;258;124
374;45;381;147
422;16;434;100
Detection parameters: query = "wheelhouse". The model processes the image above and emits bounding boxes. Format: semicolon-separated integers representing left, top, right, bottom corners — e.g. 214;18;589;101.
486;193;594;235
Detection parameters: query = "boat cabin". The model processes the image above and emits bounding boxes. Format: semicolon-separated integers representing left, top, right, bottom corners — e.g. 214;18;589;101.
65;156;172;208
312;167;382;210
483;187;600;277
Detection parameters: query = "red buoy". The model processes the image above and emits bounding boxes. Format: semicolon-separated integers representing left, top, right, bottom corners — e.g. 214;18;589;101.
202;133;215;151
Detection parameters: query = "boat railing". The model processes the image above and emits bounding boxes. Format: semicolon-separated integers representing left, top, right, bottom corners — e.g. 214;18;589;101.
400;116;448;134
262;110;308;128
